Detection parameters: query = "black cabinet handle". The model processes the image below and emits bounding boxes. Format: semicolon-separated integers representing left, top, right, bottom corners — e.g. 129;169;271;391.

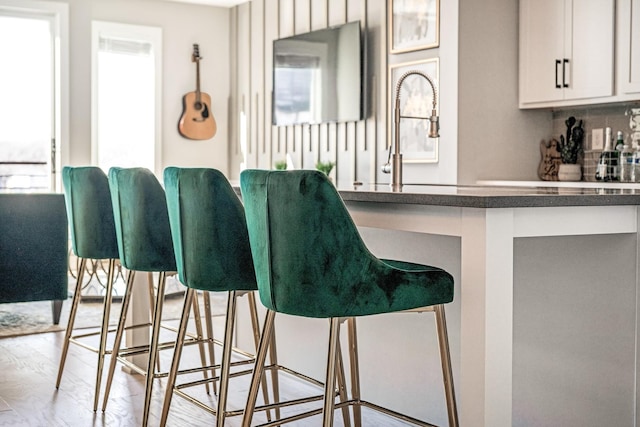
555;60;562;89
563;58;569;88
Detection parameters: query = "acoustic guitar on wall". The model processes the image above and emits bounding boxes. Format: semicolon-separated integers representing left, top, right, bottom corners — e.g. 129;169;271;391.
178;44;217;140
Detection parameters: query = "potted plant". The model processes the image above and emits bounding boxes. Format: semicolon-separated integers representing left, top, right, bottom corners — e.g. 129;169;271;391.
556;116;584;181
274;160;287;170
315;160;335;177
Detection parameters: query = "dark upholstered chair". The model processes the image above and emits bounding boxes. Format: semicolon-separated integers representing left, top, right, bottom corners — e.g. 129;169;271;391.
240;169;458;427
56;166;119;411
0;193;67;322
161;167;277;427
101;167;209;426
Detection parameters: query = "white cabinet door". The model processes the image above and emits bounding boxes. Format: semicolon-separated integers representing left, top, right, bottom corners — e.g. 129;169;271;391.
566;0;615;100
519;0;565;104
618;0;640;94
519;0;615;106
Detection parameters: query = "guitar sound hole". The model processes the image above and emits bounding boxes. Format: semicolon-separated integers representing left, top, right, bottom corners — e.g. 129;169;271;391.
192;103;210;122
194;101;202;110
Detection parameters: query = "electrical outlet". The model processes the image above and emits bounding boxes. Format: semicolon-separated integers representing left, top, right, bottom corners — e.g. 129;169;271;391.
592;128;604;150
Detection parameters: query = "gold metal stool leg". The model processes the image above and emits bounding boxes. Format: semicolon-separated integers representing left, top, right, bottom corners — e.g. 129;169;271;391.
55;257;87;389
435;305;458;427
215;290;238;427
102;269;137;411
322;318;341;427
147;272;161;374
247;291;278;421
242;309;276;427
266;314;281;421
142;271;167;426
190;289;212;395
202;290;218;396
335;323;352;427
347;317;362;427
159;287;194;427
93;258;116;411
339;346;353;427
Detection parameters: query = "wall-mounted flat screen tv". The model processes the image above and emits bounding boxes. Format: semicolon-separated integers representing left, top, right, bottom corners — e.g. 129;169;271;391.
272;21;362;126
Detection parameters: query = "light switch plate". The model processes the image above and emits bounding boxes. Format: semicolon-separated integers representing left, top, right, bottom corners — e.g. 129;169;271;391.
592;128;604;150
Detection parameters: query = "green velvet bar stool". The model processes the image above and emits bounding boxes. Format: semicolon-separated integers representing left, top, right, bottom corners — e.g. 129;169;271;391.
240;169;459;427
101;167;209;426
56;166;119;412
161;167;279;427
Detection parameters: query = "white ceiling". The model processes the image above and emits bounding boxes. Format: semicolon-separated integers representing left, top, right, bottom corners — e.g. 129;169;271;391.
161;0;247;7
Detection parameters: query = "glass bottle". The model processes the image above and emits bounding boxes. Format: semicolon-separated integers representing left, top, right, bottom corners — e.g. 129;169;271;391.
596;127;618;181
615;130;625;152
633;142;640;183
620;141;633;182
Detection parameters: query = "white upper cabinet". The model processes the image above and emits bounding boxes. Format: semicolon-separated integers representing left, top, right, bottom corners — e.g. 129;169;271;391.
519;0;566;104
519;0;615;108
617;0;640;95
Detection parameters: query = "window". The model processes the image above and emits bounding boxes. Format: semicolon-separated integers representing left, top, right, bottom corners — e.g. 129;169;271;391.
0;1;68;191
91;21;162;174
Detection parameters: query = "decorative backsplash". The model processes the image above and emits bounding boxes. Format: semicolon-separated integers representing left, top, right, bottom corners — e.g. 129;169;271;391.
552;104;640;181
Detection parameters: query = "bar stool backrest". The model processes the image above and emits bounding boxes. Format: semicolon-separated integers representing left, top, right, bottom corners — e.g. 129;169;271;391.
62;166;119;260
240;169;454;319
108;167;177;272
163;167;257;292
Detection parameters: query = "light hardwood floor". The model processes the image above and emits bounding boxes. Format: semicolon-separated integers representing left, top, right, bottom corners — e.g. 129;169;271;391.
0;320;415;426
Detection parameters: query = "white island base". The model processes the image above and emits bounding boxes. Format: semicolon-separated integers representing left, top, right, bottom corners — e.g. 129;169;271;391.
235;194;639;427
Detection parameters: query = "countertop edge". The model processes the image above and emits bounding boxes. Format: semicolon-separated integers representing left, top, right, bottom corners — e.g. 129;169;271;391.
233;182;640;209
337;189;640;208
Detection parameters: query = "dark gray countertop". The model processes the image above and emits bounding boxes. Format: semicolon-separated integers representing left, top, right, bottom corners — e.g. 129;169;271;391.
337;183;640;208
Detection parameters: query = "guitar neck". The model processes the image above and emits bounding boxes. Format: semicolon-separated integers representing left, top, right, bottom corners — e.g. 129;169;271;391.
195;60;201;103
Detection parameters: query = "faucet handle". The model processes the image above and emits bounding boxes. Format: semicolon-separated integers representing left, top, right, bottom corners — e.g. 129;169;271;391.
381;144;392;174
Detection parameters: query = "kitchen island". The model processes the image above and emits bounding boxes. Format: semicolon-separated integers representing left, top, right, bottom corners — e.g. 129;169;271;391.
202;182;640;426
325;183;639;427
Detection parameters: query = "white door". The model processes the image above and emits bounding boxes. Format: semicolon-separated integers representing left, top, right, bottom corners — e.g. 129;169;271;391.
0;12;54;190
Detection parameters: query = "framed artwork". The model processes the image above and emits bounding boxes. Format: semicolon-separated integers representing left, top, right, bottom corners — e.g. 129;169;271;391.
388;58;439;163
389;0;440;53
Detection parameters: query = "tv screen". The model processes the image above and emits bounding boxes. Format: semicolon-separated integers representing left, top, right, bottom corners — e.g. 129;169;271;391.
272;21;362;126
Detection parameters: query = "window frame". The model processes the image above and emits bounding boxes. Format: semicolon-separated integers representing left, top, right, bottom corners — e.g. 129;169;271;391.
91;20;163;174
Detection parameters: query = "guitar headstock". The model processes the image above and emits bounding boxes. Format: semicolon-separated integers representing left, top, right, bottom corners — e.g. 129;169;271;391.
191;44;201;63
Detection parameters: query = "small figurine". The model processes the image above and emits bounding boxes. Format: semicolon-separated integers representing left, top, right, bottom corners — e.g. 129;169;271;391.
538;138;562;181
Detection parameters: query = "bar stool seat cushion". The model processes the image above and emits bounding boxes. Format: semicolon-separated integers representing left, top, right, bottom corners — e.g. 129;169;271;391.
108;167;177;272
164;167;258;292
240;169;454;319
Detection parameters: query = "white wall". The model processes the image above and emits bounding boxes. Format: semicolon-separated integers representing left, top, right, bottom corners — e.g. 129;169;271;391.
229;0;555;185
457;0;552;183
24;0;557;183
61;0;231;175
391;0;459;185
